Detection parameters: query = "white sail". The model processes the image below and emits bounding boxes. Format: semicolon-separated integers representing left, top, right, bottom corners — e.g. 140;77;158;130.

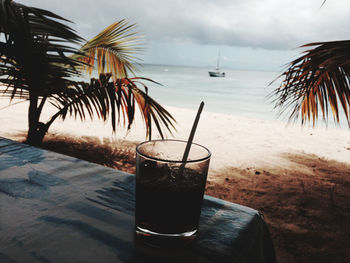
209;49;225;77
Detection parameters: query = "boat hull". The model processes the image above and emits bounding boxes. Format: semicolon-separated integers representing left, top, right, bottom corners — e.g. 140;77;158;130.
209;71;225;77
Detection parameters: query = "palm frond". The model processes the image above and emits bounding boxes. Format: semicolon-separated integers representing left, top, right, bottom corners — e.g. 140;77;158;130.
271;40;350;127
72;20;144;78
48;74;176;139
0;0;84;97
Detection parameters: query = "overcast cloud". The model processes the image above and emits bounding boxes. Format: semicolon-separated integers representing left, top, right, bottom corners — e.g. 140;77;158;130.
21;0;350;49
18;0;350;69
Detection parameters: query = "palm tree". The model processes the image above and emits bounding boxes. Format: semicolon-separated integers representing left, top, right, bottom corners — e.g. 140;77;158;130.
272;40;350;128
0;0;175;146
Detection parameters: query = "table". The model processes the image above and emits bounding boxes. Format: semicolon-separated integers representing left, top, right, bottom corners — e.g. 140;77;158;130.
0;137;276;263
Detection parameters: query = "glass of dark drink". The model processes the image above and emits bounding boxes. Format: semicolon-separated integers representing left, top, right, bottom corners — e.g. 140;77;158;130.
135;139;211;246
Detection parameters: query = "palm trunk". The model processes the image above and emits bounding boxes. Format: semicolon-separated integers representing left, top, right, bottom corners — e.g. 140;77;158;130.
26;92;48;146
26;123;48;146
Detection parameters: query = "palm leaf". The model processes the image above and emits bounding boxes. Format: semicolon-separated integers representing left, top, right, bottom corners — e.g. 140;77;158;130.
0;0;84;97
71;20;144;78
47;74;176;139
271;40;350;127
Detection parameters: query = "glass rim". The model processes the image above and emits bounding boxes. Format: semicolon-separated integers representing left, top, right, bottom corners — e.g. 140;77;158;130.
136;139;211;163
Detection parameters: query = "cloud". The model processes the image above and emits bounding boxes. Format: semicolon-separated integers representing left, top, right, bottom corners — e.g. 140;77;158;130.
21;0;350;50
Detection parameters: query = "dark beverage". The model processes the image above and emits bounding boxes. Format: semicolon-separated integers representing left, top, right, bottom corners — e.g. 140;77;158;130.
135;140;211;245
135;162;207;235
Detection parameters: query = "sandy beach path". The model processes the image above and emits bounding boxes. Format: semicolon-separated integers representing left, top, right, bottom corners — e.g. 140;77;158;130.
0;98;349;175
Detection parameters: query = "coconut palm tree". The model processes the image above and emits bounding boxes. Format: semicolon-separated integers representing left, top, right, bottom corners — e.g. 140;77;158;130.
272;40;350;128
0;0;175;146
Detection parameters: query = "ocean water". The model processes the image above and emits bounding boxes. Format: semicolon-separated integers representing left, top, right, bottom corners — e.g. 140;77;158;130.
137;64;349;129
137;64;278;120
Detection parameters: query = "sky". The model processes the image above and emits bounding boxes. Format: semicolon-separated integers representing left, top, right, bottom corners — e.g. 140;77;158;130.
19;0;350;71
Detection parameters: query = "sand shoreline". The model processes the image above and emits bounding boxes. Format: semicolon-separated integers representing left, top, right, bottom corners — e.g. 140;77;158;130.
1;99;349;170
1;98;349;173
0;99;350;179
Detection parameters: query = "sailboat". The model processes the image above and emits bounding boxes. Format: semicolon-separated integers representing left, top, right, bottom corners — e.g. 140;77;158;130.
208;50;225;77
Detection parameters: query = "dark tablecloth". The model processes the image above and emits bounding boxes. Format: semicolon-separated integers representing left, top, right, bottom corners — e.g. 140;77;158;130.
0;137;276;263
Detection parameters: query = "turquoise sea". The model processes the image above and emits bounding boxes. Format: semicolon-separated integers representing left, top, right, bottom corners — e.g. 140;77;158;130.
137;64;348;129
138;64;278;120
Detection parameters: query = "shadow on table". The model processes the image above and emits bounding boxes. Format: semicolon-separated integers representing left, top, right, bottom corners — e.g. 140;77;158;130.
9;132;138;173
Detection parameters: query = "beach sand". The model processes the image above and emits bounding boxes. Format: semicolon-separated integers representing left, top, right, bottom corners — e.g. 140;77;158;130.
1;98;349;171
1;98;350;262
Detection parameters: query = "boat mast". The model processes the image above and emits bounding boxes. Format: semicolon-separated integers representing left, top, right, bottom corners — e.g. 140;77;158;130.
216;49;221;70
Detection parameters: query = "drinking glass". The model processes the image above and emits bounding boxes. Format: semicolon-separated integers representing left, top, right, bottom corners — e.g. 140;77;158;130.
135;139;211;246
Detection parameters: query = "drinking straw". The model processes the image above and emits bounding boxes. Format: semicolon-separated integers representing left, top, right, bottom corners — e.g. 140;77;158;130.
180;101;204;167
